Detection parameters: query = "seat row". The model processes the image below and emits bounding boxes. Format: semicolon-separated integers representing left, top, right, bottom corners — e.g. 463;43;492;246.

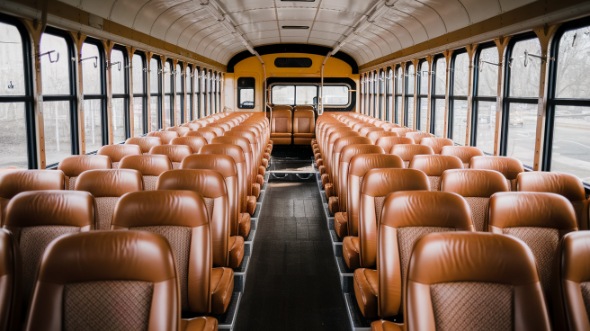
0;111;273;330
0;189;225;331
313;112;590;330
268;105;316;145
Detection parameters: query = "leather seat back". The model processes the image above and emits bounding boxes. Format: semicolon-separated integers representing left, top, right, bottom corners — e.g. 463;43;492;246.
440;145;484;168
213;136;254;196
331;136;372;201
148;144;192;169
58;155;112;189
147;130;179;144
111;190;211;314
25;231;180;331
270;109;292;145
490;191;578;329
97;144;141;168
4;190;94;314
182;154;240;237
74;169;143;229
405;232;550;331
119;154;172;191
167;126;190;136
125;136;162;154
367;130;398;145
441;169;509;231
157;169;230;268
517;172;589;230
359;167;427;268
405;131;434;144
0;170;66;225
378;191;474;318
420;137;454;154
410;155;463;191
375;136;414;154
194;127;219;144
470;156;524;190
170;136;207;154
391;144;434;168
0;230;17;331
559;231;590;331
293;108;315;145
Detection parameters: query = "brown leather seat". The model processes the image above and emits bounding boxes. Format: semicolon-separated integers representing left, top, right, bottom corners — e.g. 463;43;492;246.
440;145;484;168
489;192;578;329
405;131;434;144
518;171;589;230
389;127;414;137
342;160;409;270
394;232;551;331
0;170;66;225
333;144;384;238
441;169;509;231
327;136;372;213
355;168;429;269
559;231;590;331
181;154;245;267
270;108;292;145
293;108;315;145
205;125;225;137
4;190;94;324
359;126;384;138
367;130;398;145
356;191;474;320
147;130;179;144
58;155;112;189
0;229;17;331
213;136;258;210
119;154;172;191
185;122;204;131
409;155;463;191
375;136;414;154
74;169;143;230
170;136;208;154
225;130;265;191
193;127;219;144
167;125;190;136
24;230;217;331
200;144;251;238
149;144;192;169
470;156;524;190
125;136;162;154
157;171;235;314
97;144;142;168
420;137;454;154
391;144;434;168
321;129;358;189
111;191;220;322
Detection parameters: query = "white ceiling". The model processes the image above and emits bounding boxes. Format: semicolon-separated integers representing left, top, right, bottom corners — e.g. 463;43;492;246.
58;0;538;66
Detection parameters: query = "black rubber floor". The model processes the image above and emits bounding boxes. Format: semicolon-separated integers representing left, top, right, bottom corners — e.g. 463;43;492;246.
234;177;350;331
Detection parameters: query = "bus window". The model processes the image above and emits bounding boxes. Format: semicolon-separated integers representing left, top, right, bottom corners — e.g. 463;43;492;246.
41;31;75;166
81;41;105;153
432;56;446;136
504;36;541;166
164;60;172;127
149;57;161;131
0;20;30;168
474;45;499;154
417;60;429;131
549;25;590;182
111;47;128;143
450;51;468;145
238;77;255;109
132;52;146;136
322;85;349;106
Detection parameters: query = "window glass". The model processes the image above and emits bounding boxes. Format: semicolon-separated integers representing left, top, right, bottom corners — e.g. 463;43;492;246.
149;57;160;131
509;39;541;97
186;66;192;120
551;105;590;181
164;61;172;127
296;86;316;105
112;98;126;143
453;52;469;96
82;43;101;95
395;66;402;124
43;101;71;165
0;22;29;168
41;34;70;95
434;101;445;137
475;101;496;153
83;99;102;152
132;53;144;136
323;86;349;105
434;57;446;95
452;100;468;146
419;61;429;95
555;27;590;99
505;103;536;165
386;69;393;121
406;63;415;128
272;85;294;105
477;47;498;96
111;49;125;94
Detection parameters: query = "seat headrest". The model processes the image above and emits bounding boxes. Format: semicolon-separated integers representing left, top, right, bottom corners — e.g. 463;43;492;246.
58;155;112;177
119;154;172;176
441;169;509;196
157;169;227;199
75;169;143;197
0;170;65;198
181;154;237;178
97;145;142;162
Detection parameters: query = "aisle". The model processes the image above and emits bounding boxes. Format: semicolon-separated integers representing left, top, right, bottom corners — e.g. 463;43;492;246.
234;178;349;330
